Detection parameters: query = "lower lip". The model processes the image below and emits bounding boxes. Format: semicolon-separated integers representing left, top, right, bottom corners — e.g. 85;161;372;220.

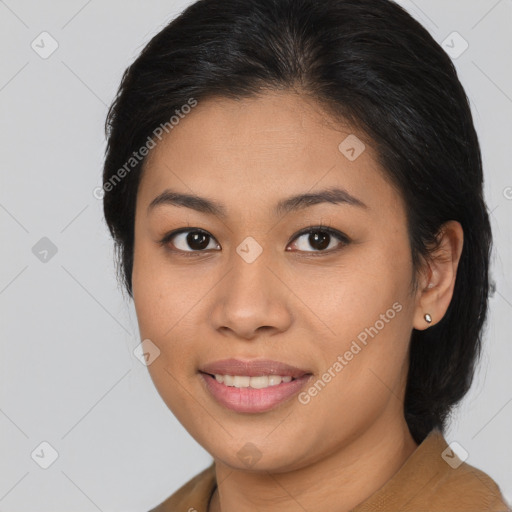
200;373;312;413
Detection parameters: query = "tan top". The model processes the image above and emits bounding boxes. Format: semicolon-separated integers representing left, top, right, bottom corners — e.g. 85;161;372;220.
149;429;511;511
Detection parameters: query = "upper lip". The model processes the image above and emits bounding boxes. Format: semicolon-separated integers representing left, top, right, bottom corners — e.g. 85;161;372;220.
200;358;311;378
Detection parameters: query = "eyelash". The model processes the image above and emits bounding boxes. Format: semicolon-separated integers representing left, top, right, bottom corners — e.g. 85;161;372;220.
158;222;350;258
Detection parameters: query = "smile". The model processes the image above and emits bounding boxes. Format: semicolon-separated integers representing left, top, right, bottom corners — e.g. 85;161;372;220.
211;374;293;388
199;371;312;413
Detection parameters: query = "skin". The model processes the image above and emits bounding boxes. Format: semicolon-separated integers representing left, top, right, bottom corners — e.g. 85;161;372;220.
131;91;464;512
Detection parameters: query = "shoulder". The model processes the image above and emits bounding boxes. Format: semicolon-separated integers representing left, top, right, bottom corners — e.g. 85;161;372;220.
429;457;511;511
148;462;216;512
352;429;511;512
402;430;511;511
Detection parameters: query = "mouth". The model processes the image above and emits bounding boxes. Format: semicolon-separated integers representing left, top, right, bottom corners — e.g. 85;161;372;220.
202;373;297;389
198;358;313;413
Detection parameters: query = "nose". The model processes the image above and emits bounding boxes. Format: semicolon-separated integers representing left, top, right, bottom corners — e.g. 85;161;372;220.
209;244;293;341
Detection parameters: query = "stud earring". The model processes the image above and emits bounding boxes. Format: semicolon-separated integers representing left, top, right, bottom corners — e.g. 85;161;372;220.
424;313;432;324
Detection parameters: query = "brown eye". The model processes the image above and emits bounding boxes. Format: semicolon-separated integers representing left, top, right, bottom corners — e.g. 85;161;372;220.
162;229;220;253
288;227;349;253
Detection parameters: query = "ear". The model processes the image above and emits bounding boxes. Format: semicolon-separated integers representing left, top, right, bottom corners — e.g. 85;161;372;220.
413;220;464;330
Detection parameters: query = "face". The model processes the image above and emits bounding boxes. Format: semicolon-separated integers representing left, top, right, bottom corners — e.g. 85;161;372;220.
132;91;420;472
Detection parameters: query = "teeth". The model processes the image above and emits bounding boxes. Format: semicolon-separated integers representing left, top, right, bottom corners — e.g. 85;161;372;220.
213;374;293;388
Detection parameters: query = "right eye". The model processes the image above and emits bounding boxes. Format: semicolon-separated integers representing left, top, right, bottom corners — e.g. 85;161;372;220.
159;228;221;255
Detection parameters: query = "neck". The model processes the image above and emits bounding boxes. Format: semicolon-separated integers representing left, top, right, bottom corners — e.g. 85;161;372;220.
208;417;418;512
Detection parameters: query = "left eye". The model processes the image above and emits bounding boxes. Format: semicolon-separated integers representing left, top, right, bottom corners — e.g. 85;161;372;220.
288;227;349;253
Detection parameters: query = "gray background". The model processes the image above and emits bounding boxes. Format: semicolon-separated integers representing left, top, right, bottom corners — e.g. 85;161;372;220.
0;1;511;510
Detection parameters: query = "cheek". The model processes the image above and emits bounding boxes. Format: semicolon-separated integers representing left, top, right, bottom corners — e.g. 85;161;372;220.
132;249;201;422
131;240;185;370
132;236;186;335
131;239;209;382
298;240;413;402
293;240;411;338
296;295;412;451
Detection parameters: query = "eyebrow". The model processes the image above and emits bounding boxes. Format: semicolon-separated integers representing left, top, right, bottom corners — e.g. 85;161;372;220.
147;187;368;218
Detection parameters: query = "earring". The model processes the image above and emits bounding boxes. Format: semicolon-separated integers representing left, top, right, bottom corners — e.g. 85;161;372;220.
424;313;432;324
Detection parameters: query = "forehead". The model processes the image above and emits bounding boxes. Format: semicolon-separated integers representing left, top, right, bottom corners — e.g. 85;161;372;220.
137;91;403;222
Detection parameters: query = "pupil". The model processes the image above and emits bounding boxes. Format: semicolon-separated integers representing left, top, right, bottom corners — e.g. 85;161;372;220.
188;231;210;250
310;231;329;250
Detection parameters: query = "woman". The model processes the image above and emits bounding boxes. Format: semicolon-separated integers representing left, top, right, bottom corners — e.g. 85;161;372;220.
101;0;510;510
